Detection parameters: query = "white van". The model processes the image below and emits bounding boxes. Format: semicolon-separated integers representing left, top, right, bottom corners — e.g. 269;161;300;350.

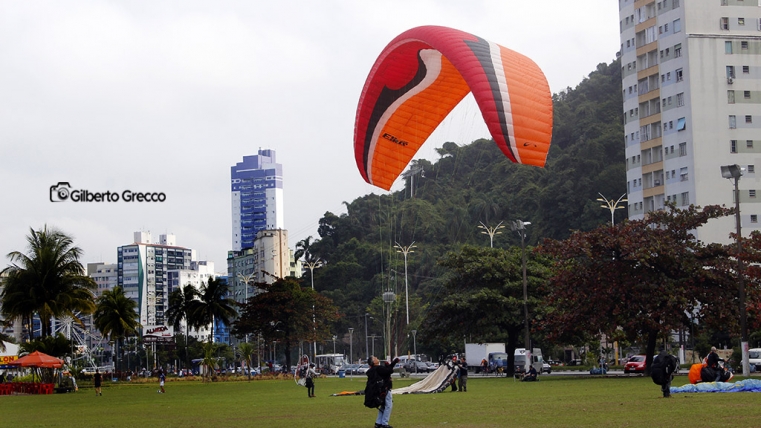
748;348;761;370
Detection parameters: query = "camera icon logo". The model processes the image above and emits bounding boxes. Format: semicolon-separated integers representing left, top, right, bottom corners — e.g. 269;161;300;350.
50;182;72;202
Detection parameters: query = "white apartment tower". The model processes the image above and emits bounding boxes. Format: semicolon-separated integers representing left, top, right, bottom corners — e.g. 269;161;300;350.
619;0;761;243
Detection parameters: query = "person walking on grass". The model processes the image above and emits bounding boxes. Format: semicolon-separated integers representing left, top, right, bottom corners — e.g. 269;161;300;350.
94;369;102;396
305;363;319;398
157;369;166;394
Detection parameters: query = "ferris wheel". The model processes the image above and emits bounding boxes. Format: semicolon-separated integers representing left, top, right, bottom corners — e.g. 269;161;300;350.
51;312;106;369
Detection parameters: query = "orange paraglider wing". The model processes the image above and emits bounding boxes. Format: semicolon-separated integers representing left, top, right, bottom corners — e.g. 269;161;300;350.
354;25;553;190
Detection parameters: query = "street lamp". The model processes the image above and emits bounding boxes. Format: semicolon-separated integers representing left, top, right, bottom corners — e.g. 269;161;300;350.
411;329;418;373
348;328;354;365
237;273;256;343
304;259;322;362
383;291;396;361
478;221;505;248
721;164;749;376
596;193;628;226
332;335;337;355
394;242;416;325
512;219;532;369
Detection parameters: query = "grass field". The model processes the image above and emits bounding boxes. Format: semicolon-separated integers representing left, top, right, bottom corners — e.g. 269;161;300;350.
3;374;761;427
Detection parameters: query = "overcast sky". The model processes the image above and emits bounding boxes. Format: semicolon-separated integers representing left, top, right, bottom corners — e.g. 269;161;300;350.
0;0;621;272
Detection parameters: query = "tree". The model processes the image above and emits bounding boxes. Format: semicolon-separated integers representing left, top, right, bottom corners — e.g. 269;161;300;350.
232;277;340;371
238;342;255;380
191;277;236;343
19;333;72;357
1;225;96;338
421;245;549;375
294;236;317;262
166;284;200;368
93;286;140;371
537;204;735;374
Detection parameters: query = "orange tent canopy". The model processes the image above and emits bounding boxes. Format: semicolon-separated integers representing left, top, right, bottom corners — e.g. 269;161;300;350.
8;351;64;369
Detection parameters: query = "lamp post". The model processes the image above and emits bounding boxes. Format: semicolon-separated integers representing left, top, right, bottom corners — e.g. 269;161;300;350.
332;335;337;355
348;328;354;365
411;329;418;373
237;273;256;343
382;291;396;361
364;313;371;363
478;221;505;248
721;164;749;377
394;242;416;325
595;193;627;366
512;220;532;369
596;193;628;226
304;259;322;362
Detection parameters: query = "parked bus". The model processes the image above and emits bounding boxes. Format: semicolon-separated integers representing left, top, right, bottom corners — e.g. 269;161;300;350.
314;354;346;374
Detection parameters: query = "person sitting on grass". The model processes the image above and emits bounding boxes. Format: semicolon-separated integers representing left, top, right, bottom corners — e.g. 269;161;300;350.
522;365;538;382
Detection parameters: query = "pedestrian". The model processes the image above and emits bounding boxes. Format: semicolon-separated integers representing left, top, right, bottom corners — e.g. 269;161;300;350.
94;369;102;396
367;356;399;428
305;363;319;398
480;358;488;374
158;369;166;393
458;358;468;392
450;356;459;391
651;350;678;398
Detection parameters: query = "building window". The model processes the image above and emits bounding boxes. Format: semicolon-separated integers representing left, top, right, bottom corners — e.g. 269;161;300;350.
729;90;736;104
721;17;729;30
675;44;682;57
745;91;751;99
679;142;687;156
744;66;750;74
751;189;757;198
676;68;683;82
742;41;749;50
681;192;690;206
747;140;754;148
730;115;737;129
749;165;756;173
680;167;688;181
739;18;746;26
731;140;738;153
726;41;734;54
727;66;736;78
677;92;685;107
674;19;681;33
747;115;753;124
752;215;758;223
677;117;686;131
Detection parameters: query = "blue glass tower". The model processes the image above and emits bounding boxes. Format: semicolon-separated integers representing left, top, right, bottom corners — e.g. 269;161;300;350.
231;149;284;251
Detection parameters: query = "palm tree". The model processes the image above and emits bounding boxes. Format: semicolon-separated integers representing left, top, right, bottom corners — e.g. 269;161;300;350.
238;342;255;380
166;284;199;369
191;277;236;343
294;236;315;262
1;225;96;339
93;286;140;372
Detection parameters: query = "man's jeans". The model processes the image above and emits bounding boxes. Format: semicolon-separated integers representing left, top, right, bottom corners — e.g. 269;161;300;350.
375;391;393;425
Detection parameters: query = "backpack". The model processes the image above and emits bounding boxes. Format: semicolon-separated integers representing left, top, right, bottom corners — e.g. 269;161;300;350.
651;355;677;386
363;373;385;409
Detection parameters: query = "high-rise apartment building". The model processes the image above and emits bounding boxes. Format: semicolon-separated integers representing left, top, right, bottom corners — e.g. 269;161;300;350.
117;232;196;327
231;149;284;251
619;0;761;243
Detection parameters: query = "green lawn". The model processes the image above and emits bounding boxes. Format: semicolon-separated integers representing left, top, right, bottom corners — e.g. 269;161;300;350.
3;375;761;427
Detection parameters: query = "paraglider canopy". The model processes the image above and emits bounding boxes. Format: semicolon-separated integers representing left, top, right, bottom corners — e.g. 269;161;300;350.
354;26;552;190
354;25;553;190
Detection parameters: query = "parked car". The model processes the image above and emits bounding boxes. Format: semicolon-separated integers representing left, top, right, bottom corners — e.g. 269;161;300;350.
343;364;360;375
357;364;370;374
541;362;552;374
426;362;440;371
402;360;430;373
624;355;647;374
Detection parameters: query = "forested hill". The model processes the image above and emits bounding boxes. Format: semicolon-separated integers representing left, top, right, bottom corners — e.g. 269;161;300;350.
306;58;625;321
